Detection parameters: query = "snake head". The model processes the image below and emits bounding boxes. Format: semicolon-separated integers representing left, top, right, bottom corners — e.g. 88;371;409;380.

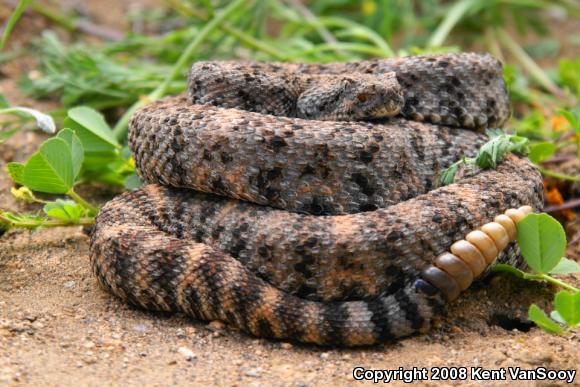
297;72;405;121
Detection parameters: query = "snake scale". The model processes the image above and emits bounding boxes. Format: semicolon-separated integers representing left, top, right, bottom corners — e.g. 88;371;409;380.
90;53;544;346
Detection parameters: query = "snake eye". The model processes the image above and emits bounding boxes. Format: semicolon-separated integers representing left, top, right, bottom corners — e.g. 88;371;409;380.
357;94;369;102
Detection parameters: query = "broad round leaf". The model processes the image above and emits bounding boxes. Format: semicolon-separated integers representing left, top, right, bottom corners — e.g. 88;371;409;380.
66;107;118;147
528;142;556;164
57;129;85;180
517;213;566;274
6;162;25;185
64;107;119;170
554;291;580;327
22;138;74;194
528;304;564;335
43;199;85;222
549;257;580;275
123;174;142;190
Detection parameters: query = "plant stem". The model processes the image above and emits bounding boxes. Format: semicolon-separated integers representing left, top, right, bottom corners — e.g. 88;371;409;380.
112;0;250;140
67;189;98;215
1;0;31;51
0;213;94;229
537;274;579;293
546;198;580;213
539;168;580;182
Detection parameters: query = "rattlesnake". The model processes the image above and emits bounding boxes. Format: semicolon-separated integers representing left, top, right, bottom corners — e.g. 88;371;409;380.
89;53;543;346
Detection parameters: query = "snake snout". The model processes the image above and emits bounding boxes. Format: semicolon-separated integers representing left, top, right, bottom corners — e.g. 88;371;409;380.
366;88;405;118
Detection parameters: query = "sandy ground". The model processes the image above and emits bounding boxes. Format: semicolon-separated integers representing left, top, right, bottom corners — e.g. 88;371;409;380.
1;2;579;386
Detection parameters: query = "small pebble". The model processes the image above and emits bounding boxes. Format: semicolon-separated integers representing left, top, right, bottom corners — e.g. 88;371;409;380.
83;356;97;365
63;281;76;289
177;347;197;361
133;324;149;334
245;368;262;377
208;320;225;331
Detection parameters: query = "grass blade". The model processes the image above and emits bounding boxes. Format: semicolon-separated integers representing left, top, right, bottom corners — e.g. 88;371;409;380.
112;0;251;140
427;0;478;48
496;27;565;97
0;0;31;51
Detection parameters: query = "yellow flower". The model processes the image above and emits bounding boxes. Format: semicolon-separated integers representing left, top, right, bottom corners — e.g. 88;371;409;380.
362;0;377;16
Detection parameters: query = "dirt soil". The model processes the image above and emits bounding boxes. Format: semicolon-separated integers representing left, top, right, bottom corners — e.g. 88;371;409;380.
1;2;579;386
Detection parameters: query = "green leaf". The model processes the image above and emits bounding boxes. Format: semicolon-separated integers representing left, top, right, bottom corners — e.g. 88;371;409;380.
515;111;546;140
528;142;556;164
21;138;74;194
65;106;118;148
517;213;567;274
559;109;580;133
475;131;529;169
6;162;25;185
437;160;463;186
528;304;564;335
64;107;119;169
492;263;527;278
550;310;566;325
0;210;46;231
437;131;531;186
558;59;580;98
492;263;553;282
549;257;580;275
554;290;580;327
43;199;85;222
57;129;84;180
123;173;141;190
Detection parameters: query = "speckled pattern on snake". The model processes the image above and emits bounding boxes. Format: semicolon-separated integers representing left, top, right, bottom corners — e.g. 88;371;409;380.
90;53;544;346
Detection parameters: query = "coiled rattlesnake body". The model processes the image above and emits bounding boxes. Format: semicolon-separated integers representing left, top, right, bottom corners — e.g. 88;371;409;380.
90;53;543;346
